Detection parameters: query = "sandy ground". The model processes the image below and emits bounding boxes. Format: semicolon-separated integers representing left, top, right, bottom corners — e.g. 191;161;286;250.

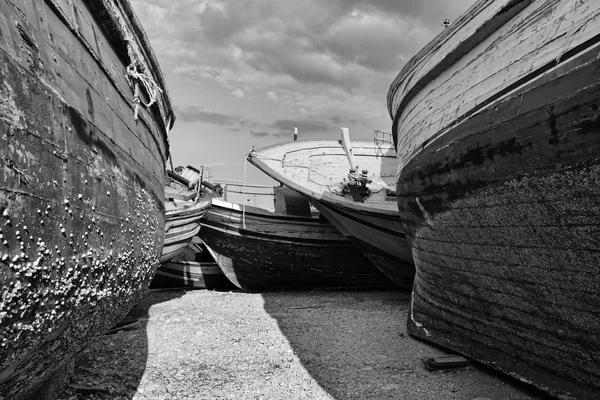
58;288;549;400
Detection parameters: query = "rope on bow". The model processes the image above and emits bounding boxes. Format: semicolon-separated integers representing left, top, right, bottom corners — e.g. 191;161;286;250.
125;43;163;120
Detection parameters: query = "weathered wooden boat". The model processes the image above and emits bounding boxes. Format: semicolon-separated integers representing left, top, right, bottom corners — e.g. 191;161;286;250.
152;238;231;290
0;1;174;398
387;0;600;398
247;134;415;289
198;189;393;292
161;169;212;263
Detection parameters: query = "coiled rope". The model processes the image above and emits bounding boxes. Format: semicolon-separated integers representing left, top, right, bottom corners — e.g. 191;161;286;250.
126;44;163;120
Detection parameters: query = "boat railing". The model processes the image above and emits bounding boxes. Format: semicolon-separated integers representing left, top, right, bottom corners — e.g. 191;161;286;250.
374;130;393;144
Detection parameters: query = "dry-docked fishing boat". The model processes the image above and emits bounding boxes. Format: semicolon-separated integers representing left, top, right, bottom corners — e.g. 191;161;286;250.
0;1;173;399
199;189;393;292
388;0;600;398
161;169;212;263
152;237;230;290
247;132;415;289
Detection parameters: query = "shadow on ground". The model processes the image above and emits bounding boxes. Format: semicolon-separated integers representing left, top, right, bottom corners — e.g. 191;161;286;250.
261;288;549;400
57;289;186;400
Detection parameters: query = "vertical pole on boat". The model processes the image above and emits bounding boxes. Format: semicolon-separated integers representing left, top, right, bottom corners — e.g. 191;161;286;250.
341;127;358;170
294;125;298;141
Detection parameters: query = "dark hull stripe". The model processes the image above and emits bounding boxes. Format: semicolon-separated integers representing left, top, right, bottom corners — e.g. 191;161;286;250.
393;29;600;154
319;200;407;239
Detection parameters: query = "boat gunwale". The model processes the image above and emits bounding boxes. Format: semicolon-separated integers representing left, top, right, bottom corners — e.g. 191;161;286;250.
165;197;212;218
397;35;600;172
387;0;533;148
164;224;201;244
201;205;353;246
210;198;322;222
200;217;353;247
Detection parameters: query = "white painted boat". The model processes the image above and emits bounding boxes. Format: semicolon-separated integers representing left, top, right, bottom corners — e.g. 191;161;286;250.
388;0;600;398
247;135;415;289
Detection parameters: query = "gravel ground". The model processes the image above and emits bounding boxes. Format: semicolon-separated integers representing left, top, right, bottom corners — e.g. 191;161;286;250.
58;288;549;400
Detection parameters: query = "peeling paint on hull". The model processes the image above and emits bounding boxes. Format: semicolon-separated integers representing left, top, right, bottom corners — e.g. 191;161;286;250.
199;199;394;292
388;0;600;398
0;1;173;399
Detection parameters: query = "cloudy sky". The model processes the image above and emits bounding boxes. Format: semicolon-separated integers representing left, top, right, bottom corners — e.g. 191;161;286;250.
131;0;476;184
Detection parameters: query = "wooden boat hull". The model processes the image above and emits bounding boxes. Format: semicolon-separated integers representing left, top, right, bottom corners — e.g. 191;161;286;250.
161;197;211;263
150;259;229;290
0;1;173;398
248;140;415;289
165;197;211;228
309;200;415;289
161;224;201;263
199;199;393;292
388;1;600;398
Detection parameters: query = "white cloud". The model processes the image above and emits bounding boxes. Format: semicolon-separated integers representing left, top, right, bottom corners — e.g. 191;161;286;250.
231;89;245;98
131;0;477;173
266;91;278;101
